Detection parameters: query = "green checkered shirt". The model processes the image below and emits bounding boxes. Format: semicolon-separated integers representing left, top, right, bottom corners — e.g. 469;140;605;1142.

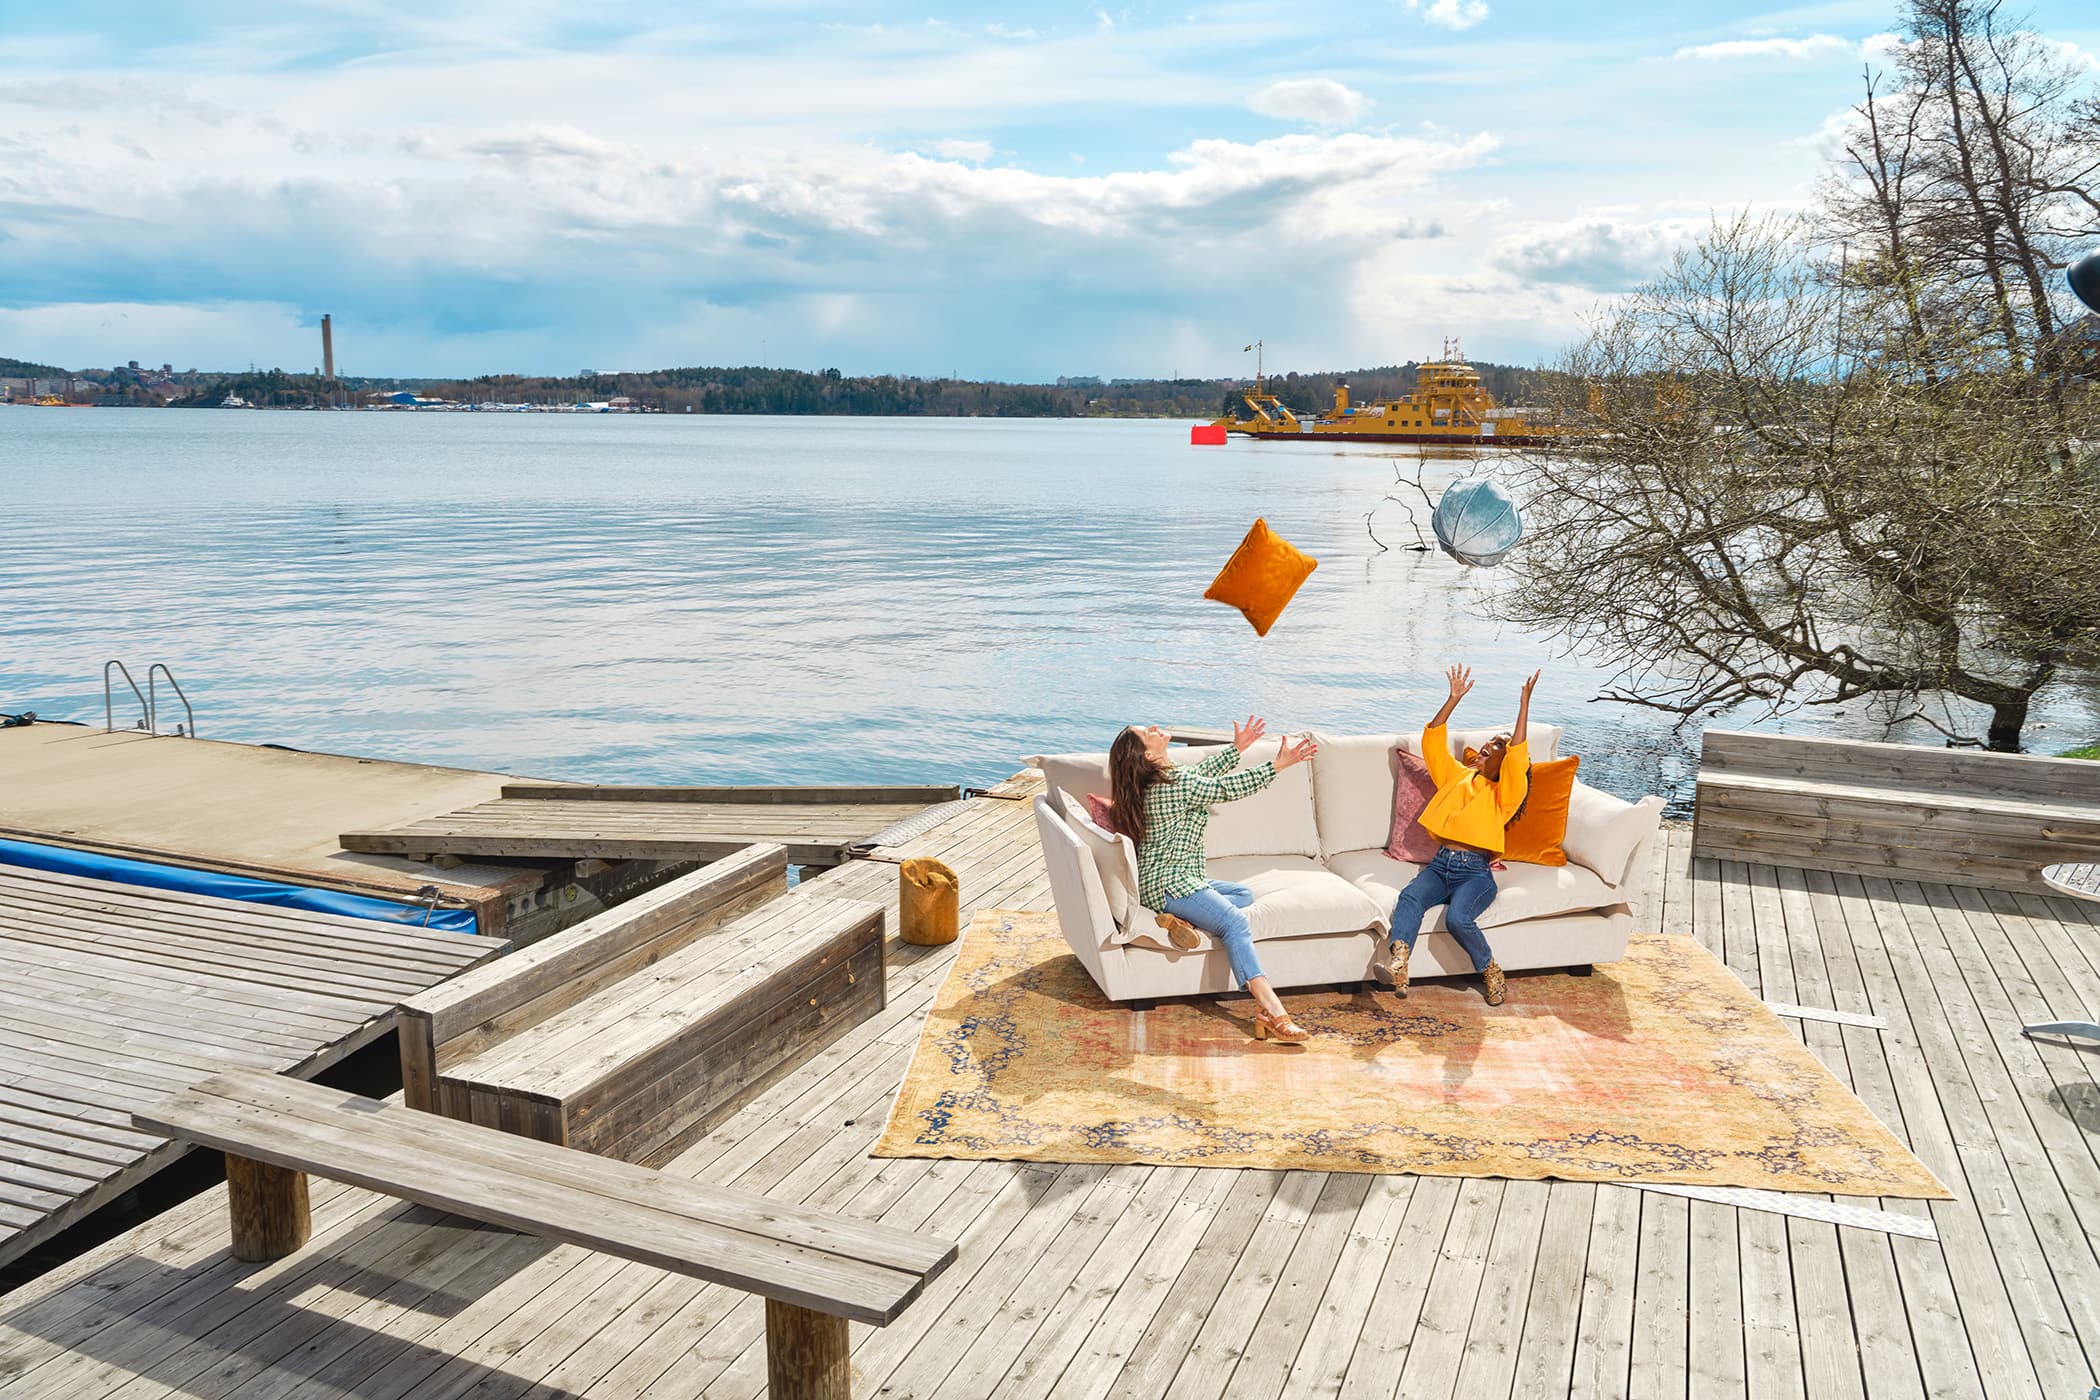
1135;745;1278;909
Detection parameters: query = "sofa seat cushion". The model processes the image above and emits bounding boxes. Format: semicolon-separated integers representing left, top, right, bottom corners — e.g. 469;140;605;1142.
1324;847;1619;931
1122;855;1383;948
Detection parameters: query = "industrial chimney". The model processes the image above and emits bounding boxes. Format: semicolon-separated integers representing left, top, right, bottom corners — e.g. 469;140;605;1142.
321;315;335;380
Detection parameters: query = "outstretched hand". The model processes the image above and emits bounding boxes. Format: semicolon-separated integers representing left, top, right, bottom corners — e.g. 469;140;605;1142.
1273;734;1319;771
1520;669;1540;700
1445;665;1475;703
1231;716;1267;752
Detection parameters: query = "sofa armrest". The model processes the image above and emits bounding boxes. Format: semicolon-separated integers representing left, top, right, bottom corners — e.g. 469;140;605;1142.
1033;797;1114;988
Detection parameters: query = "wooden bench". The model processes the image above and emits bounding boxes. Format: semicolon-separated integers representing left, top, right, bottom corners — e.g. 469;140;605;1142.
408;850;887;1163
397;841;790;1115
136;1069;953;1400
1693;729;2100;895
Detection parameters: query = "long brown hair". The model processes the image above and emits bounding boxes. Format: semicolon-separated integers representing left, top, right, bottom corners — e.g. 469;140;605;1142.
1108;727;1168;843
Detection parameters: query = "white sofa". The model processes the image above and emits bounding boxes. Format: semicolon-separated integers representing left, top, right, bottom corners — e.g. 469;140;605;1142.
1030;726;1665;1005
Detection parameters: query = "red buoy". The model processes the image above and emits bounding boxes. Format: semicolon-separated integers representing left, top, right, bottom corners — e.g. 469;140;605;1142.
1190;423;1228;445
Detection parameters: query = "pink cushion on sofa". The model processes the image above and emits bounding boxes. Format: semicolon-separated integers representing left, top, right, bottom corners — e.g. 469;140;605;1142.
1084;792;1117;833
1384;748;1441;863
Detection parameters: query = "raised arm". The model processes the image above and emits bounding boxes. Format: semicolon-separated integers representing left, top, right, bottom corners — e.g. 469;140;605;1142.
1512;669;1538;748
1430;665;1472;730
1496;670;1540;816
1189;714;1270;778
1421;665;1473;787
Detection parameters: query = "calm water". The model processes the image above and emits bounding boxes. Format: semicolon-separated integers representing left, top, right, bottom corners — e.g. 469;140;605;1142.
4;410;2091;808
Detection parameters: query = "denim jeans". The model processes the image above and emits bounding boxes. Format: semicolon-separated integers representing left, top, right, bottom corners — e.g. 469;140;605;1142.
1390;847;1500;973
1159;880;1264;988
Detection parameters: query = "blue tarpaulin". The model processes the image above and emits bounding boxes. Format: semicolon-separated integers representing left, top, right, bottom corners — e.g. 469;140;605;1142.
0;836;480;935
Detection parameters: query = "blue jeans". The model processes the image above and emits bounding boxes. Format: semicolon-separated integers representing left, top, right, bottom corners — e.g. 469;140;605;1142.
1160;880;1264;988
1390;847;1500;973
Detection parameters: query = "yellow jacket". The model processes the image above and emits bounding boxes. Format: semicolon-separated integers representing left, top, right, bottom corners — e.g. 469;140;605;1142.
1416;723;1530;854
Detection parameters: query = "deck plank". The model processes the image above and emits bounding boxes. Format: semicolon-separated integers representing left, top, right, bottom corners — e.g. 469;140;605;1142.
0;862;495;1277
6;789;2100;1400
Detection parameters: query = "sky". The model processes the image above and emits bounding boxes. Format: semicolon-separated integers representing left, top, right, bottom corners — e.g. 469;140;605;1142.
1;0;2095;380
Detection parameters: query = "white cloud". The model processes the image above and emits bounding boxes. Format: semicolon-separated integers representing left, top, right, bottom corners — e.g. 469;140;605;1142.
1673;34;1856;62
932;138;995;161
1405;0;1489;32
1247;77;1371;127
1487;212;1708;291
2041;37;2100;72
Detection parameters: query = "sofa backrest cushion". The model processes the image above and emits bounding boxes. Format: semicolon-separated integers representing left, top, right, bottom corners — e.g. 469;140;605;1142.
1562;783;1666;887
1032;751;1115;815
1307;730;1408;857
1310;722;1563;858
1031;743;1320;861
1067;804;1140;926
1197;736;1322;859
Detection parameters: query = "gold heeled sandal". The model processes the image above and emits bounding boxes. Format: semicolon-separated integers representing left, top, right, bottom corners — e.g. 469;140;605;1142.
1253;1007;1311;1044
1154;913;1203;951
1482;960;1506;1006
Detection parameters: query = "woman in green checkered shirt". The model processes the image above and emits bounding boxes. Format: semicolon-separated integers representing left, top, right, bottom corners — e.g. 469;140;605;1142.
1107;718;1319;1043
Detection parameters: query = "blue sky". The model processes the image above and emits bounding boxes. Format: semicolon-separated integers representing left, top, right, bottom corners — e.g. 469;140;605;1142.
2;1;2094;379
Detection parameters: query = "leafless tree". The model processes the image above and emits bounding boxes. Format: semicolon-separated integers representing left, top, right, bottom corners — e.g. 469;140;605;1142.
1820;0;2100;384
1503;212;2100;751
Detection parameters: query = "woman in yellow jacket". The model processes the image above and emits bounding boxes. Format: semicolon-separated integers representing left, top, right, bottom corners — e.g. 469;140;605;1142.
1380;664;1539;1005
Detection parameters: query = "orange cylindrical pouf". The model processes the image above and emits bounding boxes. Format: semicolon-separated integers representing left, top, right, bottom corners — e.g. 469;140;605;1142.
899;858;960;946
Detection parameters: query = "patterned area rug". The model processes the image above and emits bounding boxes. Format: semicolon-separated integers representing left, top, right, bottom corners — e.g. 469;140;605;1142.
876;911;1950;1198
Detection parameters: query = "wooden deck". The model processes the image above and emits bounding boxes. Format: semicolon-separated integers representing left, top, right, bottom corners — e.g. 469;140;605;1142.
340;796;948;869
0;726;555;929
5;777;2100;1397
0;862;500;1275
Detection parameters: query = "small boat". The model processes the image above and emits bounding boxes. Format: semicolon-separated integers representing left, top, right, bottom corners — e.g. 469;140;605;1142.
1216;340;1562;447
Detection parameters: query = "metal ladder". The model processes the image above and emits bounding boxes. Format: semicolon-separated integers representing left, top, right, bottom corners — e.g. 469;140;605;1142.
103;660;198;737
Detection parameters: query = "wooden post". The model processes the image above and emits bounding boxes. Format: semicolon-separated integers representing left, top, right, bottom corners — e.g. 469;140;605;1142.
398;1012;438;1113
225;1153;311;1261
764;1298;851;1400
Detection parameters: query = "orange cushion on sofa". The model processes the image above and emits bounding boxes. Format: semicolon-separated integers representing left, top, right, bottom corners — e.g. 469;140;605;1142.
1503;754;1579;865
1203;518;1317;637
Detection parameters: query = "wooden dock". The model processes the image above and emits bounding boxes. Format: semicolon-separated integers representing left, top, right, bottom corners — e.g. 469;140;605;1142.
4;775;2100;1397
0;725;553;932
339;784;960;870
0;861;498;1276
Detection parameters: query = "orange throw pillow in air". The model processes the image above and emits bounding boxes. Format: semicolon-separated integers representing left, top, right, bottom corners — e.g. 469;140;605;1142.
1203;518;1318;637
1502;754;1579;866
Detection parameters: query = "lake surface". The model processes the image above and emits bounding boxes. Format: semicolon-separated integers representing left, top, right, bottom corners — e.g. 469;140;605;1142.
4;410;2092;809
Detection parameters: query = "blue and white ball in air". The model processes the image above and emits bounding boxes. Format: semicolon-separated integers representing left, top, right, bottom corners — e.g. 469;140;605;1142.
1431;477;1525;567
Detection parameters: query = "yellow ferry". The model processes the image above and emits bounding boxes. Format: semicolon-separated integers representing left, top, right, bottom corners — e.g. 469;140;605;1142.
1215;340;1560;447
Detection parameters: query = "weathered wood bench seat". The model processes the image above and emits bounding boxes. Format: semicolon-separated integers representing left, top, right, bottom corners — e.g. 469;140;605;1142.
1693;729;2100;894
398;842;790;1113
136;1069;953;1399
407;849;886;1163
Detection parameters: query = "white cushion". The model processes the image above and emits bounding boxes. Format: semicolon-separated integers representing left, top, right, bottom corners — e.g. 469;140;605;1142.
1306;730;1410;857
1129;855;1383;945
1562;783;1665;887
1028;751;1114;810
1068;804;1140;927
1197;737;1321;860
1323;847;1618;931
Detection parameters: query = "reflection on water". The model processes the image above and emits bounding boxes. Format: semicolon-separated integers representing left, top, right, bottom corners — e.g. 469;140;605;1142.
3;411;2089;809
